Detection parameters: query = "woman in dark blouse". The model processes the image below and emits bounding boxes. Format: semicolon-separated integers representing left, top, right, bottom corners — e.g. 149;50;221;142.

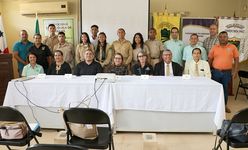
132;51;153;75
47;50;71;75
104;53;128;75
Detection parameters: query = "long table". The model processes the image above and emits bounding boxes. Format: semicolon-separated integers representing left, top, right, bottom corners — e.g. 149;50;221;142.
3;75;225;132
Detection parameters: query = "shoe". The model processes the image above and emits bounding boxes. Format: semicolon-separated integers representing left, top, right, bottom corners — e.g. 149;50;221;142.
225;106;231;113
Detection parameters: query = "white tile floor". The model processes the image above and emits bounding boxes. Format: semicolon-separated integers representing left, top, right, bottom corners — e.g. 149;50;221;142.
1;95;248;150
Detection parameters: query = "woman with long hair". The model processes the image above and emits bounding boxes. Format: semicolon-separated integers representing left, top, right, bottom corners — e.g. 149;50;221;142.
95;32;112;68
75;32;95;64
132;33;150;64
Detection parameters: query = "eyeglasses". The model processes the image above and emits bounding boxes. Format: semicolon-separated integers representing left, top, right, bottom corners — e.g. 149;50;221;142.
114;57;122;60
138;55;144;58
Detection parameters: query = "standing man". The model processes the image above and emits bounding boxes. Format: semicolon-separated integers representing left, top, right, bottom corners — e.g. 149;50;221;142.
29;33;52;74
145;28;164;66
203;24;219;54
164;27;185;66
13;30;33;77
112;28;133;68
183;33;207;66
53;32;74;70
43;24;59;53
208;31;239;113
154;49;183;76
90;25;99;48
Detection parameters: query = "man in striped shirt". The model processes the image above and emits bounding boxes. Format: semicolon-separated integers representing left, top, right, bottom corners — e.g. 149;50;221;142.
203;24;219;55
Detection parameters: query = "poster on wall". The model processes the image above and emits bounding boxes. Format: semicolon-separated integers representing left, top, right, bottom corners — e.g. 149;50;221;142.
182;18;216;45
153;12;181;43
43;19;74;44
218;17;248;62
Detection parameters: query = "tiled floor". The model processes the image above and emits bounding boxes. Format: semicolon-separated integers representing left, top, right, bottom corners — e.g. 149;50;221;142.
1;95;248;150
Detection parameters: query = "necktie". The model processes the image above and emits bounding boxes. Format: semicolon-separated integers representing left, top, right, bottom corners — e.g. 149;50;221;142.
195;63;199;76
166;64;170;76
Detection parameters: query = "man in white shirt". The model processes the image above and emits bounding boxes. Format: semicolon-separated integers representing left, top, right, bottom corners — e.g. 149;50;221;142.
184;48;211;78
90;25;99;48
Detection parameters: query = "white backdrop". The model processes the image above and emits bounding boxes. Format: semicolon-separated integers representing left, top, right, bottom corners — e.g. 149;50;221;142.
81;0;149;43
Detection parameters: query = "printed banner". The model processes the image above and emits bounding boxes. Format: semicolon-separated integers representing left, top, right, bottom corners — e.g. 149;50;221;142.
43;19;74;44
218;18;248;62
153;12;180;43
182;18;216;45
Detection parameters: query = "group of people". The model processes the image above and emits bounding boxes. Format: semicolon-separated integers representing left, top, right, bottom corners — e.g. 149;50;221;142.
13;24;239;113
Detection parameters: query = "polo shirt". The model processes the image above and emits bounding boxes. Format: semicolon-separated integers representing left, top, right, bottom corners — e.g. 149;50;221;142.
13;40;33;70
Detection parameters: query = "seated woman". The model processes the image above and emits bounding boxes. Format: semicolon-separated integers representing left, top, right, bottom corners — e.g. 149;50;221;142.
132;51;153;75
104;53;128;75
184;48;211;78
22;52;44;77
95;32;112;68
47;50;72;75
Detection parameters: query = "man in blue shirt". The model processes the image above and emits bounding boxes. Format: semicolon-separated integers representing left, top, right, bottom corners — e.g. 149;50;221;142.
164;27;185;66
183;33;207;66
13;30;33;77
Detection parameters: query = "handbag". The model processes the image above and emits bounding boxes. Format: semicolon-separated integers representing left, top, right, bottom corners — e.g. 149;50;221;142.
68;122;98;140
0;121;28;140
220;120;248;143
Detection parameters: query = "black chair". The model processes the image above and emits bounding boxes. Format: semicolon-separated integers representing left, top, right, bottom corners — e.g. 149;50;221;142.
213;107;248;150
63;108;114;150
0;106;41;150
26;144;87;150
235;70;248;100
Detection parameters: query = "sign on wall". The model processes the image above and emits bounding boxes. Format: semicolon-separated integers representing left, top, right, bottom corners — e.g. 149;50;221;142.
182;18;216;45
43;19;74;44
218;17;248;62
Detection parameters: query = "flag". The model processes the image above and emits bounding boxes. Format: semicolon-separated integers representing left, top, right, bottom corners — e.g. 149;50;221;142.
34;13;40;34
153;12;181;43
0;15;9;53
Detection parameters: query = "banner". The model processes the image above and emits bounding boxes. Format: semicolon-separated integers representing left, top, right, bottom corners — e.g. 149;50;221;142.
182;18;216;45
153;12;180;43
43;19;74;44
218;18;248;62
0;15;9;53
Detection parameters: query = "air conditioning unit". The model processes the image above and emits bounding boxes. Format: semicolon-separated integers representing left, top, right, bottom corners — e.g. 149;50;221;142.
20;1;68;15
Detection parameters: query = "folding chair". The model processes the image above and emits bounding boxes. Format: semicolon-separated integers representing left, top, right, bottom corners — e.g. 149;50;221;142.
63;108;114;150
0;106;41;150
26;144;87;150
213;107;248;150
235;70;248;100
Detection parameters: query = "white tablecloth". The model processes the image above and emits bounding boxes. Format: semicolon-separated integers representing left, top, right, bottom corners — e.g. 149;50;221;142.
3;75;225;129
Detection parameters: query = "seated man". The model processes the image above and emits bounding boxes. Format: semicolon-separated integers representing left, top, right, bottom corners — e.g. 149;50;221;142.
184;48;211;78
154;49;183;76
73;49;102;76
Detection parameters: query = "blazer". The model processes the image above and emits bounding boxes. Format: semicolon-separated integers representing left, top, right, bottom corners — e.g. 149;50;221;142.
154;61;183;76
